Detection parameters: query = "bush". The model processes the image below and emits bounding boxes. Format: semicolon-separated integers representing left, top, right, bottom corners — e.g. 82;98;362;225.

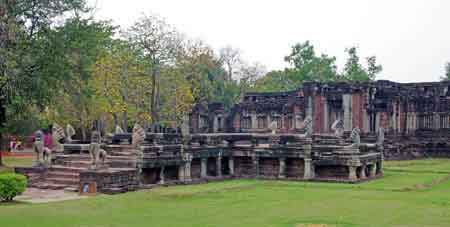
0;173;27;202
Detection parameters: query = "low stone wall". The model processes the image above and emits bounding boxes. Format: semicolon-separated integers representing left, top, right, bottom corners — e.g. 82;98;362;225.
383;135;450;160
79;169;139;194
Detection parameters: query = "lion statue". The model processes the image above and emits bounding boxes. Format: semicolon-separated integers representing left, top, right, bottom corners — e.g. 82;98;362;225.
33;130;52;166
89;131;107;169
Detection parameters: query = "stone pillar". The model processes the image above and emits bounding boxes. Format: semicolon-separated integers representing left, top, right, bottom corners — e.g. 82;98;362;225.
307;96;314;131
359;165;367;179
253;156;259;177
376;161;383;175
323;99;329;132
348;166;357;181
159;166;165;184
278;157;286;179
201;158;207;178
369;164;376;177
178;164;185;181
229;157;235;176
303;158;314;179
185;160;192;182
251;113;257;129
343;94;353;131
216;156;222;177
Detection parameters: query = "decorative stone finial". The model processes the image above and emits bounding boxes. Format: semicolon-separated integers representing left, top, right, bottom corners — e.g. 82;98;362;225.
115;125;125;134
66;124;76;143
132;123;145;148
331;119;344;138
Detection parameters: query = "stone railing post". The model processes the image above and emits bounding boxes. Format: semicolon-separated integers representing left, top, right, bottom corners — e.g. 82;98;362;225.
359;165;367;179
303;158;314;179
348;166;357;181
278;157;286;179
159;166;165;184
216;156;222;177
228;157;235;176
201;157;207;178
253;156;260;177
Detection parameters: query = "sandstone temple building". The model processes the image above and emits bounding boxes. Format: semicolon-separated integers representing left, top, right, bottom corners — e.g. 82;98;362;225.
17;80;450;194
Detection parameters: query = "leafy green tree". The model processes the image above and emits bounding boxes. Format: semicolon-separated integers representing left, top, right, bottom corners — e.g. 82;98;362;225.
342;47;382;81
0;0;87;164
126;13;183;124
42;17;115;139
442;62;450;81
253;41;339;92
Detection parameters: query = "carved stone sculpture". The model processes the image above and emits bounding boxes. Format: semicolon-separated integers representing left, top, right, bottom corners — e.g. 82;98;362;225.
331;119;344;138
89;131;107;169
66;124;76;143
268;121;277;134
132;123;146;148
115;125;125;134
301;116;313;138
349;127;361;148
52;123;66;152
33;130;52;166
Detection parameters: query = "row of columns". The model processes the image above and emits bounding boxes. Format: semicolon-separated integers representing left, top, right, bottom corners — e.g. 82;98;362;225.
348;162;381;181
156;156;316;184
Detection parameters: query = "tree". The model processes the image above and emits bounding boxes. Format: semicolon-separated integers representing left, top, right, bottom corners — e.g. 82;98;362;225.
91;41;148;131
342;47;382;81
0;0;87;164
253;41;339;92
42;17;115;139
126;13;183;125
442;62;450;81
219;45;242;82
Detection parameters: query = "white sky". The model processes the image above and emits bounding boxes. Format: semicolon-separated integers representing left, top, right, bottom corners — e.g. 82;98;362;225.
88;0;450;82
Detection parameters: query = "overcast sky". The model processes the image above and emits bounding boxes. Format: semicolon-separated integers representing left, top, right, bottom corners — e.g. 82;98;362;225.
87;0;450;82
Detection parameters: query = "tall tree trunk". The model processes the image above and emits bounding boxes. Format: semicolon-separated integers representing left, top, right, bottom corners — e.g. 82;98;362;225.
122;111;128;132
0;99;6;166
150;67;156;124
151;64;160;124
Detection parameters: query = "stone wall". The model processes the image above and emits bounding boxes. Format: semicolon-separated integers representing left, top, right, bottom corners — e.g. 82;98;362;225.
79;169;139;194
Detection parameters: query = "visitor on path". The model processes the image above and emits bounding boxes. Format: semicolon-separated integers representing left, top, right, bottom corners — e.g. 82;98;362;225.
9;136;17;152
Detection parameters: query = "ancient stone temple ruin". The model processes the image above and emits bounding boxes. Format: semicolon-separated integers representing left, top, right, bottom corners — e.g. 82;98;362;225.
16;80;450;194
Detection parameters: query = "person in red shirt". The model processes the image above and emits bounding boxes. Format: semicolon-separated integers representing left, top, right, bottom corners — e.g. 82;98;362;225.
43;126;54;151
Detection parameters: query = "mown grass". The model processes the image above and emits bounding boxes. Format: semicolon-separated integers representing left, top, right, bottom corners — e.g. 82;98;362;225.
1;159;450;227
2;156;34;168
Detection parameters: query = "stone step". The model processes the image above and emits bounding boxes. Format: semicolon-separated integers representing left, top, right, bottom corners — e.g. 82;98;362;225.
61;160;93;168
50;165;86;173
55;154;91;161
46;177;79;186
30;182;69;190
47;171;79;178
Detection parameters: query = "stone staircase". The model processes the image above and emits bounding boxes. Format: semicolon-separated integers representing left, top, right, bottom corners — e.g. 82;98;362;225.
28;146;140;191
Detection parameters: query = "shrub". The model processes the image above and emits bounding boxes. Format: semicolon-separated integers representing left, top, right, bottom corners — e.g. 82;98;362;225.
0;173;27;202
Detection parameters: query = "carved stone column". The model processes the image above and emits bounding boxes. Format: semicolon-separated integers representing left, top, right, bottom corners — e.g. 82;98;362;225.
359;165;367;179
253;156;259;177
178;164;185;182
369;164;376;177
201;157;207;178
159;166;165;184
184;160;192;182
278;157;286;179
216;156;222;177
303;158;314;179
348;166;357;181
228;157;235;176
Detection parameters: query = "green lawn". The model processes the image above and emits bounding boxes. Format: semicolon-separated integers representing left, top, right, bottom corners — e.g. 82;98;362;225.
1;159;450;227
2;156;34;168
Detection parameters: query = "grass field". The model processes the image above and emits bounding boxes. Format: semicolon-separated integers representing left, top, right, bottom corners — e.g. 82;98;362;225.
1;159;450;227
